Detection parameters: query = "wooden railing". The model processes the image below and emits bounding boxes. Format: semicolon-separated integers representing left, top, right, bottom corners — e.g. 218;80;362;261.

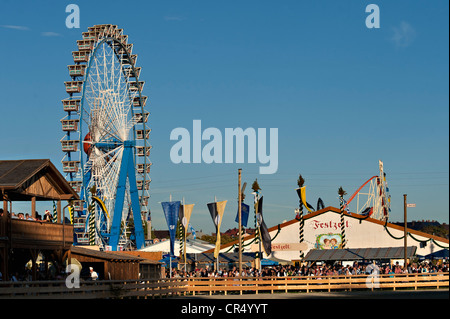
184;272;449;295
0;272;448;298
0;279;186;299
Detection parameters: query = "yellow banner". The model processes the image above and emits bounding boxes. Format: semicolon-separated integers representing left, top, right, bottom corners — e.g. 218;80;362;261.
300;186;313;213
182;204;195;228
214;200;227;258
92;195;110;220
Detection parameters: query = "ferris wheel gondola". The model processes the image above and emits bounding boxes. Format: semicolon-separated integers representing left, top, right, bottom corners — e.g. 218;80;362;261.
60;24;152;250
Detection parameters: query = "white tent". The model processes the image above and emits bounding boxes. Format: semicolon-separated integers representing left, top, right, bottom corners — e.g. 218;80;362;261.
213;207;449;262
139;238;214;256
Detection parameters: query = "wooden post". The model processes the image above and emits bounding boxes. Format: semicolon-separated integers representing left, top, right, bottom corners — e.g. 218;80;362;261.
57;200;62;224
2;191;7;234
30;248;38;281
31;196;36;219
1;190;9;279
403;194;408;270
238;169;242;277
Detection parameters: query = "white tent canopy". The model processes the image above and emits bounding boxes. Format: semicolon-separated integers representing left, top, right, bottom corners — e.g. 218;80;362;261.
139;239;214;256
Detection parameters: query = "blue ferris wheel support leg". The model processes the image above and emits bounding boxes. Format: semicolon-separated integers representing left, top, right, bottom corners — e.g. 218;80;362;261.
109;141;145;251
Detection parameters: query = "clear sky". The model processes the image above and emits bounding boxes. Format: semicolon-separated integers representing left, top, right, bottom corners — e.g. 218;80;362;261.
1;0;448;235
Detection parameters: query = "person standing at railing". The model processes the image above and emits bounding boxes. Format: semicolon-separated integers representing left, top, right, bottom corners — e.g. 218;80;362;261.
89;267;98;280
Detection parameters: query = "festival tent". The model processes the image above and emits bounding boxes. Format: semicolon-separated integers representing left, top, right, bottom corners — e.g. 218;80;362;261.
261;259;279;266
418;249;449;260
159;255;179;268
139;238;214;256
206;206;449;262
304;246;417;262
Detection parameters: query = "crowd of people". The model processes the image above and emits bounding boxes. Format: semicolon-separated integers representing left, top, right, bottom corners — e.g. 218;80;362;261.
167;260;449;279
0;208;55;222
0;264;100;282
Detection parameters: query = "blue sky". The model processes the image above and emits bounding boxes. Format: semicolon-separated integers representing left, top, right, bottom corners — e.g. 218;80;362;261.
0;0;448;234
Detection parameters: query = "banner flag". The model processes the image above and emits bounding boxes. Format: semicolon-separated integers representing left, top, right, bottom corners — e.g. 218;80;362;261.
180;204;195;229
256;196;272;256
300;186;315;213
92;195;110;220
189;224;196;240
161;201;181;256
317;198;325;211
207;200;227;258
343;199;351;214
235;202;250;228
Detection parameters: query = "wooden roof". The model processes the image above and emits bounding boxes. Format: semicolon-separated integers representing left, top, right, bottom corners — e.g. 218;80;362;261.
71;246;162;264
0;159;79;201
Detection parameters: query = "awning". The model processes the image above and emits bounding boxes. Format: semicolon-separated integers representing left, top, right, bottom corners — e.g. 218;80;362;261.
185;252;256;264
304;246;417;261
418;249;449;259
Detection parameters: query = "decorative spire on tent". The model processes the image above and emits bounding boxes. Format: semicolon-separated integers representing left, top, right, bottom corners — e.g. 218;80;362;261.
338;186;347;248
296;174;305;260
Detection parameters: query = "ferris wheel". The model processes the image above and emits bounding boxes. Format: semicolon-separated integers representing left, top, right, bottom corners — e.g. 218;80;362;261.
60;24;151;250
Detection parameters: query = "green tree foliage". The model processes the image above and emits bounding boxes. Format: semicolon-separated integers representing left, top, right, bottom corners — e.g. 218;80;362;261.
200;234;236;245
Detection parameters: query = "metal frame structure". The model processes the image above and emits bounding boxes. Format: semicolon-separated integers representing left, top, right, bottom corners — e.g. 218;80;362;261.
343;160;391;221
60;24;151;251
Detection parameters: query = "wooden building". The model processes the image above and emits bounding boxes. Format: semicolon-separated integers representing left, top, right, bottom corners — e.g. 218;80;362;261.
0;159;79;280
70;246;162;280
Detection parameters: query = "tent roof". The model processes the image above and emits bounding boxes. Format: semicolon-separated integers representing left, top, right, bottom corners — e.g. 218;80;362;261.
304;246;417;261
186;252;255;263
419;249;449;259
139;238;214;254
205;206;449;254
0;159;79;201
71;246;161;264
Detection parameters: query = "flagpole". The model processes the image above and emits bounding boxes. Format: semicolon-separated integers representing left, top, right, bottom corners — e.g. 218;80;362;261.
216;196;220;273
238;169;242;277
183;197;187;274
170;194;172;278
257;197;262;270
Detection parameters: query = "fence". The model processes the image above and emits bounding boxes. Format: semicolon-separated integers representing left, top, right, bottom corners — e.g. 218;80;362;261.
0;272;448;298
184;272;449;295
0;279;186;299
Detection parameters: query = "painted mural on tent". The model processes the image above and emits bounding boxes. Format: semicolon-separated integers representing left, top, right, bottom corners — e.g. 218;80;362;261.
314;233;344;249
